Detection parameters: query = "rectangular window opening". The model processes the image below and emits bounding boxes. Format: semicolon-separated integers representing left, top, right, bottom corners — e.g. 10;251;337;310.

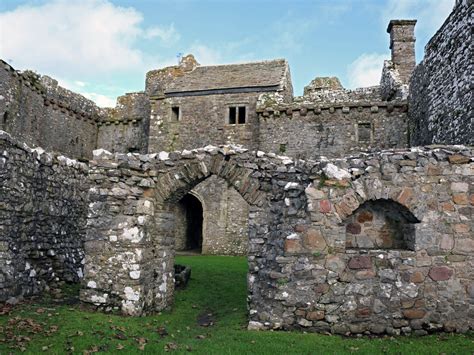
171;106;180;121
238;106;246;124
228;106;237;124
228;106;246;125
357;122;372;143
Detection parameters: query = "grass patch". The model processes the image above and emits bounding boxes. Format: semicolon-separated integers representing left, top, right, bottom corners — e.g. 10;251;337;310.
0;255;472;354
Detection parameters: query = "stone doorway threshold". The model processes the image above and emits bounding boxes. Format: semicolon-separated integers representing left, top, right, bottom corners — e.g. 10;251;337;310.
176;249;202;256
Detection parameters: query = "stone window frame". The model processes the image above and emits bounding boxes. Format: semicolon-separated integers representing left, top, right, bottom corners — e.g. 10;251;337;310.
355;121;374;144
226;104;247;125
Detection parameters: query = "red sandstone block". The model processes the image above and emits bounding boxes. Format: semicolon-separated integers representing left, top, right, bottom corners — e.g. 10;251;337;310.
319;200;332;213
448;155;470;164
403;309;426;319
428;266;453;281
397;187;414;206
306;310;325;321
303;229;326;251
410;271;425;283
346;222;361;234
357;210;373;223
453;223;470;234
355;308;371;318
452;193;468;205
441;202;455;212
294;224;307;233
348;256;372;269
284;239;302;253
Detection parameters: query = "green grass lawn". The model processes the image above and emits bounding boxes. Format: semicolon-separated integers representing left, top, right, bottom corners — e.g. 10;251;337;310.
0;255;473;354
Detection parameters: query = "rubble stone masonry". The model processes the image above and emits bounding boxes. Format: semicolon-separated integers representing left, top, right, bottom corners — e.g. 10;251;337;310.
0;131;88;301
409;0;473;145
80;144;473;334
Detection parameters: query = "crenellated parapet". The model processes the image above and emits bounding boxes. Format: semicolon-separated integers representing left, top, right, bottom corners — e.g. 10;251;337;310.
0;60;103;159
256;77;409;159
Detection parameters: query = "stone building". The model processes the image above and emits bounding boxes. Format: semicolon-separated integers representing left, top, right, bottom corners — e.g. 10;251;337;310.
0;0;473;335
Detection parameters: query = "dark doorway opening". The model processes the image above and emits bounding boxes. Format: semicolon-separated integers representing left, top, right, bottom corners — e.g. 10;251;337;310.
180;194;203;252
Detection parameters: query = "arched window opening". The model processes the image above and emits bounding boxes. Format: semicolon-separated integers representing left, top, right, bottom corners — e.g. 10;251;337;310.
345;199;420;250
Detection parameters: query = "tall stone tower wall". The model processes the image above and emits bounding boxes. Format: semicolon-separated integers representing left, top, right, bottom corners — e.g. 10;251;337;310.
408;0;473;145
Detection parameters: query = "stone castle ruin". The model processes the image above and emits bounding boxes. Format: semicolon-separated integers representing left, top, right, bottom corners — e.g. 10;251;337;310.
0;1;472;335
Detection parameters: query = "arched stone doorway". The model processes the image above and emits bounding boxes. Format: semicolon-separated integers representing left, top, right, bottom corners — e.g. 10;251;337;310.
174;176;249;256
175;193;204;252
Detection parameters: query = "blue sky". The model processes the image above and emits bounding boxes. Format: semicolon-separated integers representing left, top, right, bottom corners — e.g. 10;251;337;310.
0;0;453;106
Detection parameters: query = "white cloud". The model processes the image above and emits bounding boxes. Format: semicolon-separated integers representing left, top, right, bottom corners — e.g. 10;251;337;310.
344;0;454;90
187;44;223;66
0;0;179;76
383;0;454;36
57;78;116;108
347;53;388;89
185;42;255;66
144;24;180;44
81;92;117;108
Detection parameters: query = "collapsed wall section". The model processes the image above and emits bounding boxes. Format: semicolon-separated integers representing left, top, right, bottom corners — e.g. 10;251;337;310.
409;0;473;145
0;131;89;302
0;61;101;159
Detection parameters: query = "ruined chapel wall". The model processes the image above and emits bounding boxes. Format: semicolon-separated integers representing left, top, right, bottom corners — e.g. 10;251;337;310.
271;146;473;335
80;146;266;315
257;100;408;159
80;144;473;334
0;61;100;159
408;0;473;145
0;131;88;302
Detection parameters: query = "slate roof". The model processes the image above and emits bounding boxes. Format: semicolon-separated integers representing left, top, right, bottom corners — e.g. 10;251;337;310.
165;59;287;94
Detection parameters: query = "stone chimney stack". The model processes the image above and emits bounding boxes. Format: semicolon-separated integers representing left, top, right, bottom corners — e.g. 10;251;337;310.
387;20;417;84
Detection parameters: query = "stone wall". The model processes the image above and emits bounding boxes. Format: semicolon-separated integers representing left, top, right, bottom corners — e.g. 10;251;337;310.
148;93;262;152
81;144;473;334
193;176;249;255
173;203;188;251
0;131;88;302
257;90;408;159
172;176;249;255
80;145;265;315
263;146;473;335
408;0;473;145
97;92;150;154
0;61;101;159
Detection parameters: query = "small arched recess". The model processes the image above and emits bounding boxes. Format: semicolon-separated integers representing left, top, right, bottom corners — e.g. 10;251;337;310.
344;199;420;250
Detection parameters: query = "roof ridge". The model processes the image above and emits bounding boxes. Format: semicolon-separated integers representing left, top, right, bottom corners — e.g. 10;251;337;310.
196;58;287;70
